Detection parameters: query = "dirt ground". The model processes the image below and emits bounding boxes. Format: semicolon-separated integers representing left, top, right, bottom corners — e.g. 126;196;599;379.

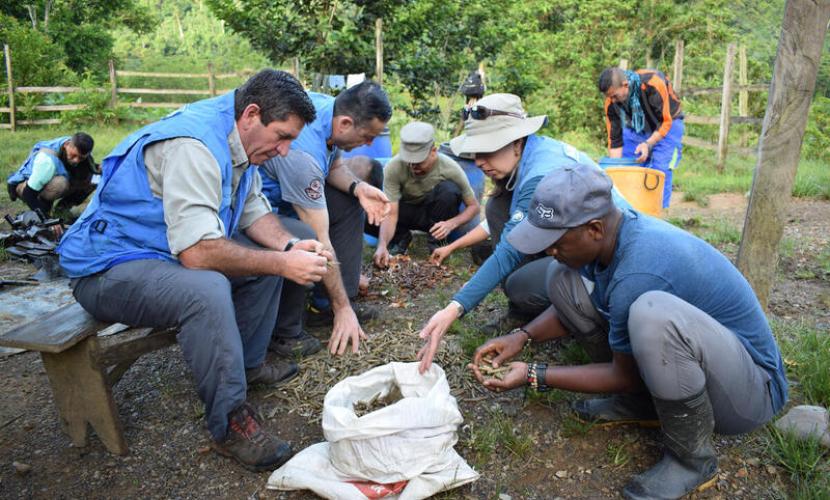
0;193;827;499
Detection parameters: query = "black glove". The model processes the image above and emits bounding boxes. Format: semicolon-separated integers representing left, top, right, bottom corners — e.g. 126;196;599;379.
19;184;53;215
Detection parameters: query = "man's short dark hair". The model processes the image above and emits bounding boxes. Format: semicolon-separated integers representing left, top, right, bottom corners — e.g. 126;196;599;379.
598;67;626;94
70;132;94;156
235;69;316;125
333;80;392;127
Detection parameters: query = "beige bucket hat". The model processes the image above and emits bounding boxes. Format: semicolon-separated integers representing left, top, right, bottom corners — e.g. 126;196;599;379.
450;93;547;156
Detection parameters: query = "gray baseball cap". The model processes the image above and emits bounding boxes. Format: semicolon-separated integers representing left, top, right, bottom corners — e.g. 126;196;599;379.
399;121;435;163
507;164;615;254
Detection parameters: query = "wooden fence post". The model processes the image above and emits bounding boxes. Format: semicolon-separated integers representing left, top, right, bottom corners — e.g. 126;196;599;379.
375;18;383;86
108;59;118;108
736;0;830;309
672;40;684;93
738;45;748;147
292;57;300;81
4;44;16;132
619;58;629;70
207;63;216;97
716;43;736;172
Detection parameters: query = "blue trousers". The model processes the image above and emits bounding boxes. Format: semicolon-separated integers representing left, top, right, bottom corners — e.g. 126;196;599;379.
622;118;684;208
71;246;282;441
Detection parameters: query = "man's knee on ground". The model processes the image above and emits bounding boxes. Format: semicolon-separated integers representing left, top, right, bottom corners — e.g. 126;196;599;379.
628;290;679;348
546;263;576;308
40;176;70;201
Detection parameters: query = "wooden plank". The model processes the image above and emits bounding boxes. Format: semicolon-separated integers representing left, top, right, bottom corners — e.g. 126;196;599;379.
375;18;383;85
685;115;720;125
97;328;177;367
619;58;628;70
685;115;762;126
739;45;749;147
0;302;108;353
682;136;718;151
682;84;768;97
0;123;11;129
672;40;684;93
117;88;211;96
737;0;830;309
16;86;101;93
4;44;16;131
109;59;118;109
717;43;737;172
207;62;216;97
126;102;184;108
116;70;209;78
215;70;255;79
41;337;127;454
18;118;61;125
0;106;10;112
33;104;86;112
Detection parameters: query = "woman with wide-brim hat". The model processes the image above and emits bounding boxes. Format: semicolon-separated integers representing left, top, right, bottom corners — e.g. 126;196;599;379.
417;93;630;373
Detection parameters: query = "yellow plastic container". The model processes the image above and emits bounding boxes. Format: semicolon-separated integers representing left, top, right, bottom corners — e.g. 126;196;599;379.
604;166;665;216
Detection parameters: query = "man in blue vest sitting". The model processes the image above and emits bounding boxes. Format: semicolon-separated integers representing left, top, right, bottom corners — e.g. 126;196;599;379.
7;132;98;215
57;70;327;472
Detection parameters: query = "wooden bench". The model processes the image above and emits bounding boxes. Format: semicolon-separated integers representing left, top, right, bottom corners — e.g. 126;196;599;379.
0;302;178;455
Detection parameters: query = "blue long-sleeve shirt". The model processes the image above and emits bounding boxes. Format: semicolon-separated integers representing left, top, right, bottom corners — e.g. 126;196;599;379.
452;134;631;313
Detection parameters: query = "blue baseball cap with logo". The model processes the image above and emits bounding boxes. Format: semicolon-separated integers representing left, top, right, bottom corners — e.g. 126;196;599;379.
506;164;615;254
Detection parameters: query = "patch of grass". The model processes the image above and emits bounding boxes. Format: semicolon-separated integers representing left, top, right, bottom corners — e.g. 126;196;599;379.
466;409;533;465
559;341;591;365
451;317;488;358
525;387;570;406
818;244;830;280
773;320;830;407
766;426;830;498
560;415;595;438
697;218;742;247
0;247;8;262
778;237;797;262
793;158;830;200
606;439;633;468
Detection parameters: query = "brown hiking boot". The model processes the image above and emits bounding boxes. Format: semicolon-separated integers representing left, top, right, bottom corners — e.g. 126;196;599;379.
245;360;299;387
212;403;293;472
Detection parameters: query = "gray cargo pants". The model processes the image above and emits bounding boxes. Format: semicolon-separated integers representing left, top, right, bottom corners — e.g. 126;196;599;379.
548;265;774;435
71;241;282;441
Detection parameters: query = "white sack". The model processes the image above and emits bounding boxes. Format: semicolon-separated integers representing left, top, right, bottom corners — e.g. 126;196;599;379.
267;362;478;499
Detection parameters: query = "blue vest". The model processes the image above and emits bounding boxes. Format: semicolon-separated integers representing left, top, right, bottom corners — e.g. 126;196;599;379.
263;92;336;216
289;92;338;176
58;92;255;278
511;134;631;213
7;136;70;185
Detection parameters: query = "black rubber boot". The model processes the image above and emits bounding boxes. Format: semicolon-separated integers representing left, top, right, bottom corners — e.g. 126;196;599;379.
571;393;659;427
623;390;718;500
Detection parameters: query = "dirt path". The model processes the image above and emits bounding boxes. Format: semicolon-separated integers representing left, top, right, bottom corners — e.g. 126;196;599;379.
0;195;827;499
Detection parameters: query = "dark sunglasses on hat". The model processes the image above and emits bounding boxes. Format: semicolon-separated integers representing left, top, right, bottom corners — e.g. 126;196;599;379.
461;105;527;121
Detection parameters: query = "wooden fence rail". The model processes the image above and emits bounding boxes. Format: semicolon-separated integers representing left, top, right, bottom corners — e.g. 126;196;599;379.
1;44;259;130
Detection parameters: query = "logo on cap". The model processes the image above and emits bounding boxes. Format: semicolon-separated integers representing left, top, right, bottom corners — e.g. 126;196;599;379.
535;204;554;219
510;210;524;223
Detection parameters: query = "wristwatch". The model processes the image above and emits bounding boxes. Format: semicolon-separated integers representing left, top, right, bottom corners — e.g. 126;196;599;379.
284;237;300;251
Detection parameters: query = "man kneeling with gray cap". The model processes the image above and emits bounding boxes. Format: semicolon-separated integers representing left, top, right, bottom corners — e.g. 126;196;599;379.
373;121;479;268
468;164;787;499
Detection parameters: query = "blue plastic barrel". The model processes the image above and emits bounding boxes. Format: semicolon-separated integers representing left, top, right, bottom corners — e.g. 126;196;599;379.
598;156;640;169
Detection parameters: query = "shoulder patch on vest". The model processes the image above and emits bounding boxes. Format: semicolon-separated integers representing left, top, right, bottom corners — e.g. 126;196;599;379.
563;144;579;162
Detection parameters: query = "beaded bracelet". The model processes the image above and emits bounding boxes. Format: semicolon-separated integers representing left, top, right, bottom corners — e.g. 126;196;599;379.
526;361;550;392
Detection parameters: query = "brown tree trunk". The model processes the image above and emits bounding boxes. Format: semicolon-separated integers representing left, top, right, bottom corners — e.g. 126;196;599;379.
736;0;830;309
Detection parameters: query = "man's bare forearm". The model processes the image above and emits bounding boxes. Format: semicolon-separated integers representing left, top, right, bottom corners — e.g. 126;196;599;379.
377;207;399;250
244;212;296;251
446;201;479;229
178;237;286;276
